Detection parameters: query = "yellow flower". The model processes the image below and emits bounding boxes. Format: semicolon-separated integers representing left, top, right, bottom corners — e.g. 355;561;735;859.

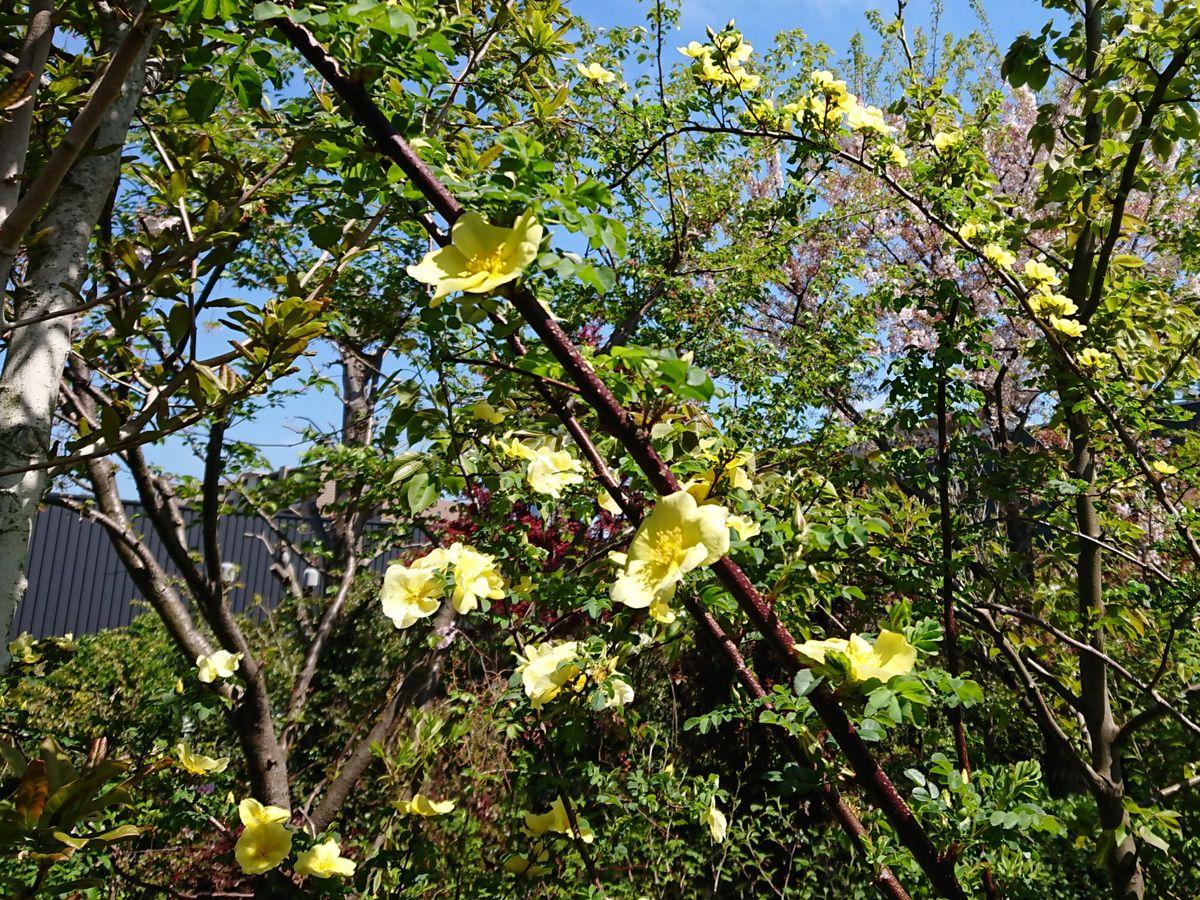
702;795;728;843
1076;347;1112;373
683;32;758;90
524;797;594;843
602;676;636;708
714;31;753;63
1023;259;1061;287
406;209;543;303
795;630;918;684
886;144;909;167
730;68;761;90
648;594;677;625
472;400;507;424
175;743;229;776
380;563;444;629
396;793;455;816
1153;460;1179;476
1029;292;1078;319
610;490;730;622
597;488;624;515
7;632;40;664
526;447;585;498
235;823;292;875
196;650;242;684
1049;315;1086;337
295;838;356;879
957;221;981;242
495;434;537;461
845;102;895;135
726;514;761;541
811;70;847;96
685;452;754;501
504;844;551;877
576;61;617;84
449;543;505;614
932;129;961;151
239;798;291;827
982;244;1015;270
516;641;583;708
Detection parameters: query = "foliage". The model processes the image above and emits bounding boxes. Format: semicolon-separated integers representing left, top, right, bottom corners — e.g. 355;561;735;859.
2;0;1200;897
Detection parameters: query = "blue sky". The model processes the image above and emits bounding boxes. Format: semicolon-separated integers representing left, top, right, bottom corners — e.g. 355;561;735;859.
575;0;1049;61
131;0;1054;491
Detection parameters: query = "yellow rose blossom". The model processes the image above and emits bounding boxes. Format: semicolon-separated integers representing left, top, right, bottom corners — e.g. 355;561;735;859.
1153;460;1179;476
406;209;543;304
526;447;585;498
886;144;909;167
726;514;761;541
575;61;617;84
516;641;583;708
958;221;981;242
1023;259;1061;286
702;795;728;843
597;488;624;515
295;838;356;879
682;32;758;89
648;594;677;625
472;400;507;425
448;543;505;614
1049;315;1086;337
1030;292;1078;319
686;451;754;501
175;743;229;776
495;434;537;461
811;70;846;95
714;31;753;62
7;632;40;664
413;546;454;570
196;650;242;684
239;798;291;827
396;792;456;816
380;563;444;629
524;797;594;843
846;102;895;135
730;68;761;90
982;244;1016;270
932;129;961;151
795;629;918;684
235;822;292;875
610;490;730;622
1076;347;1112;372
603;676;636;708
504;844;551;877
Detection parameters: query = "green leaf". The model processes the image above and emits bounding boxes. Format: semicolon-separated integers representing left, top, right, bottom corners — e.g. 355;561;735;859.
185;79;224;123
91;823;141;843
251;1;290;19
406;472;438;514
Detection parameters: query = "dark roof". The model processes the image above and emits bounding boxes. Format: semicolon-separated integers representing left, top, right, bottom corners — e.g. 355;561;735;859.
9;497;412;640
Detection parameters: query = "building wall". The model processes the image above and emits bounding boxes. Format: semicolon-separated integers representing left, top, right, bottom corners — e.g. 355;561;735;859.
9;498;408;640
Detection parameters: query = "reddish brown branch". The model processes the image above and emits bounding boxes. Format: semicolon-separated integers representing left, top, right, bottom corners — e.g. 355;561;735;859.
274;19;966;898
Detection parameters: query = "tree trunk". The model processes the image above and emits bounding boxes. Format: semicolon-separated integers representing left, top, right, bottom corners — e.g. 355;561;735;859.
1065;397;1144;900
0;5;153;667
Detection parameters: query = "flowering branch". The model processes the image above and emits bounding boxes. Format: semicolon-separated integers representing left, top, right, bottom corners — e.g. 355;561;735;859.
272;17;967;898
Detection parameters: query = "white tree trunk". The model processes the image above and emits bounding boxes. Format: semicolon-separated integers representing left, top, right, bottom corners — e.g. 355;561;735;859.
0;7;153;668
